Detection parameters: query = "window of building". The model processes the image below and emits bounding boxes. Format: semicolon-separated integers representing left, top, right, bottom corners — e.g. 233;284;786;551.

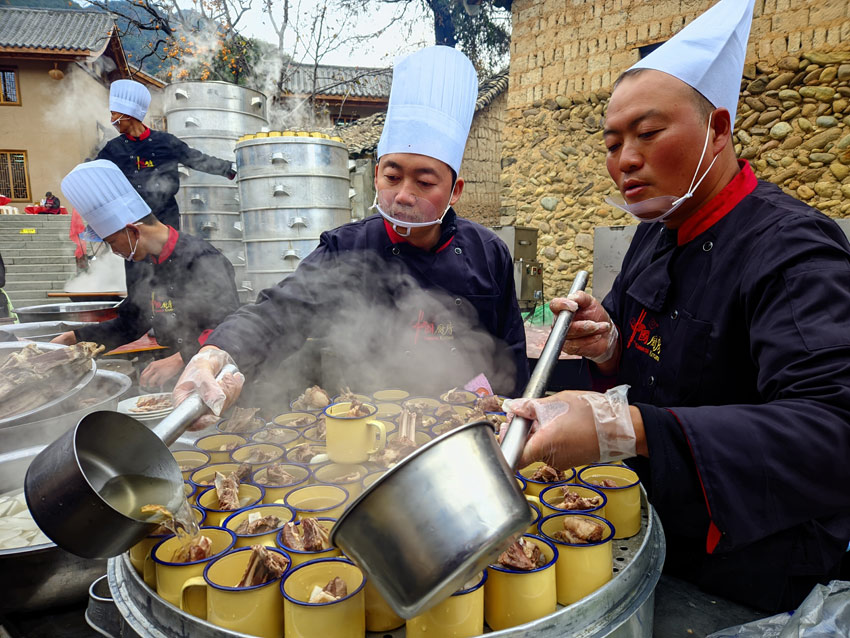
0;68;20;105
638;41;666;59
0;151;31;201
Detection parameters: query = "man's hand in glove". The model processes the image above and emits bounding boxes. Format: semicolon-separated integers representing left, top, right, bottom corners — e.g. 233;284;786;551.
172;346;244;430
550;291;620;374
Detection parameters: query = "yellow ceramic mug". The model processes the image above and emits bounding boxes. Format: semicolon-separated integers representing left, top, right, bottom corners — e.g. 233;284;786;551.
364;579;404;632
372;389;409;402
151;526;236;608
323;402;386;463
181;545;290;638
578;464;641;539
194;434;247;464
129;505;205;588
484;534;558;631
198;483;265;527
517;462;575;498
231;443;285;470
252;426;301;447
189;462;242;493
284;484;348;520
273;412;317;429
223;503;296;548
538;512;615;605
406;570;486;637
527;501;542;534
275;517;341;567
253;463;311;504
281;557;365;638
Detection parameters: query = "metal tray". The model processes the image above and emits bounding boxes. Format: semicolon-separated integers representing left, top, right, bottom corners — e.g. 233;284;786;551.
0;341;97;428
13;301;121;324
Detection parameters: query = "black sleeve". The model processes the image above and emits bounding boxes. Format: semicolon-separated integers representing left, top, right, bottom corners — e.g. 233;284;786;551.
73;262;151;350
180;253;240;360
168;135;234;177
495;244;530;395
0;252;5;289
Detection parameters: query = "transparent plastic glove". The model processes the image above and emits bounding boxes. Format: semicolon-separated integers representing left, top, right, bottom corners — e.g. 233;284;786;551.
172;347;244;430
503;385;635;468
550;291;619;364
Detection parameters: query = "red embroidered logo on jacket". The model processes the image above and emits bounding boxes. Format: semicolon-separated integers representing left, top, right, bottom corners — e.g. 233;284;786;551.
626;308;661;362
136;156;155;170
412;310;454;344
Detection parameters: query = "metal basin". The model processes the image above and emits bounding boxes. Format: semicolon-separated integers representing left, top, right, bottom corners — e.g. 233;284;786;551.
0;341;97;429
14;301;121;324
0;370;131;613
0;320;95;342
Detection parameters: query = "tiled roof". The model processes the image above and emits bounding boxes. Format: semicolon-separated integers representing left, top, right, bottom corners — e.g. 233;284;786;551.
282;63;392;99
336;68;509;155
0;7;114;52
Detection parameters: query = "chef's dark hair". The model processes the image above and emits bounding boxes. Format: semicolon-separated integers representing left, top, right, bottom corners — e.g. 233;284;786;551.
45;191;52;197
136;213;160;225
613;68;715;120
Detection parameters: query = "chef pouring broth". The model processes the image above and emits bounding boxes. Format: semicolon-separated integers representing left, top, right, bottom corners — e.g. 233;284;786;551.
503;0;850;615
174;46;529;425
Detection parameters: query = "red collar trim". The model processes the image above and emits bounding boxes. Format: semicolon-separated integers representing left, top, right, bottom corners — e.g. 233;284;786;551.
152;226;178;264
382;219;455;253
677;160;757;246
124;127;151;142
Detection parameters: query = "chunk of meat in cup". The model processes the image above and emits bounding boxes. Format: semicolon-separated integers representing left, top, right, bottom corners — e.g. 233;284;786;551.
237;545;290;587
530;464;565;482
552;516;605;544
235;513;282;535
171;534;213;563
258;464;296;486
497;537;545;571
214;471;241;510
345;400;370;418
558;488;602;511
292;386;331;411
288;444;321;464
308;577;348;603
280;518;330;552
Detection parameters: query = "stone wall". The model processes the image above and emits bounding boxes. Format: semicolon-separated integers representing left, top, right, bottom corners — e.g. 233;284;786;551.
456;91;507;227
503;0;850;297
499;52;850;297
509;0;849;113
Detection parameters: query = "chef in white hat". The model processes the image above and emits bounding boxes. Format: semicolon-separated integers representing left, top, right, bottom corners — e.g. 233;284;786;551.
172;45;528;425
97;79;236;230
52;160;240;390
506;0;850;612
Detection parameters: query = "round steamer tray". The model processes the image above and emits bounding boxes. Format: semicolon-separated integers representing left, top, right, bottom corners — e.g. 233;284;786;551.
107;491;664;638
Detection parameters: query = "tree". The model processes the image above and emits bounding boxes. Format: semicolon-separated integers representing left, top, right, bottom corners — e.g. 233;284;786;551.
335;0;511;73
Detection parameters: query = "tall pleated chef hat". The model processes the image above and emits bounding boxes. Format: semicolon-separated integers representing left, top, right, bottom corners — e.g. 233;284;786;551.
628;0;755;130
109;79;151;121
377;45;478;176
61;160;151;242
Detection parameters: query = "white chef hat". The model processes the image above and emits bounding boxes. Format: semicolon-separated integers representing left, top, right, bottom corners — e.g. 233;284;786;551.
109;79;151;122
61;160;151;242
628;0;755;129
377;45;478;176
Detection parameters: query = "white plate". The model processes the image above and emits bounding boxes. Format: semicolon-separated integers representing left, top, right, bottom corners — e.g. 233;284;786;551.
118;393;175;416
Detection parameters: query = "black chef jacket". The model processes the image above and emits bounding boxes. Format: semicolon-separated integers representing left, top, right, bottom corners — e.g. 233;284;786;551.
96;128;234;228
206;210;529;396
599;161;850;612
74;228;239;362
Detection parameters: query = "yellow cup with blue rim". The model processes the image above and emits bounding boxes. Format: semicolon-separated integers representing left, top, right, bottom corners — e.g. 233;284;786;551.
173;450;209;479
323;402;386;464
275;517;341;567
198;483;265;527
253;463;311;504
517;462;575;498
372;389;409;402
189;462;242;492
406;570;486;637
151;526;236;608
223;503;296;548
180;545;290;637
539;512;614;605
539;482;607;519
195;433;247;464
230;443;285;470
273;412;317;429
483;534;558;630
129;505;205;588
578;464;641;539
284;484;348;520
281;557;365;638
311;463;367;507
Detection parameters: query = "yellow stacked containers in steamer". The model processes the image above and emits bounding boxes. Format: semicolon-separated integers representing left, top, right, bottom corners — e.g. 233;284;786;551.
578;464;641;539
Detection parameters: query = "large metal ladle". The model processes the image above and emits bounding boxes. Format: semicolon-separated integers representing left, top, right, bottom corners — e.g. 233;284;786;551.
331;271;589;618
24;365;238;559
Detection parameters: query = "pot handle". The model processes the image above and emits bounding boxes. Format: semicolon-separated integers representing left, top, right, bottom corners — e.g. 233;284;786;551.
152;364;240;446
500;271;589;469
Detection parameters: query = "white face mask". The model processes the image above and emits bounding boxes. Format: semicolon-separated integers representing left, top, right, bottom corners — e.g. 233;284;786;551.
370;186;454;237
115;228;139;262
111;115;126;130
605;113;719;223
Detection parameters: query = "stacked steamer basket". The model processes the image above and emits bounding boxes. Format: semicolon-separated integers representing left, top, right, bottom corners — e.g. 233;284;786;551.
234;132;351;294
163;82;269;302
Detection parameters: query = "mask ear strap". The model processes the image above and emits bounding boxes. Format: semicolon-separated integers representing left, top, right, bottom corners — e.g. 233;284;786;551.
685;113;716;196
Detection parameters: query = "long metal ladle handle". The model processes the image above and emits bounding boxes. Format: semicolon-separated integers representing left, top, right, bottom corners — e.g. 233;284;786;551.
152;363;240;446
501;270;589;469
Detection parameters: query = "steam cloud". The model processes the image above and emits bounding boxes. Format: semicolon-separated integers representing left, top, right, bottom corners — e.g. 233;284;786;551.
64;251;127;293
